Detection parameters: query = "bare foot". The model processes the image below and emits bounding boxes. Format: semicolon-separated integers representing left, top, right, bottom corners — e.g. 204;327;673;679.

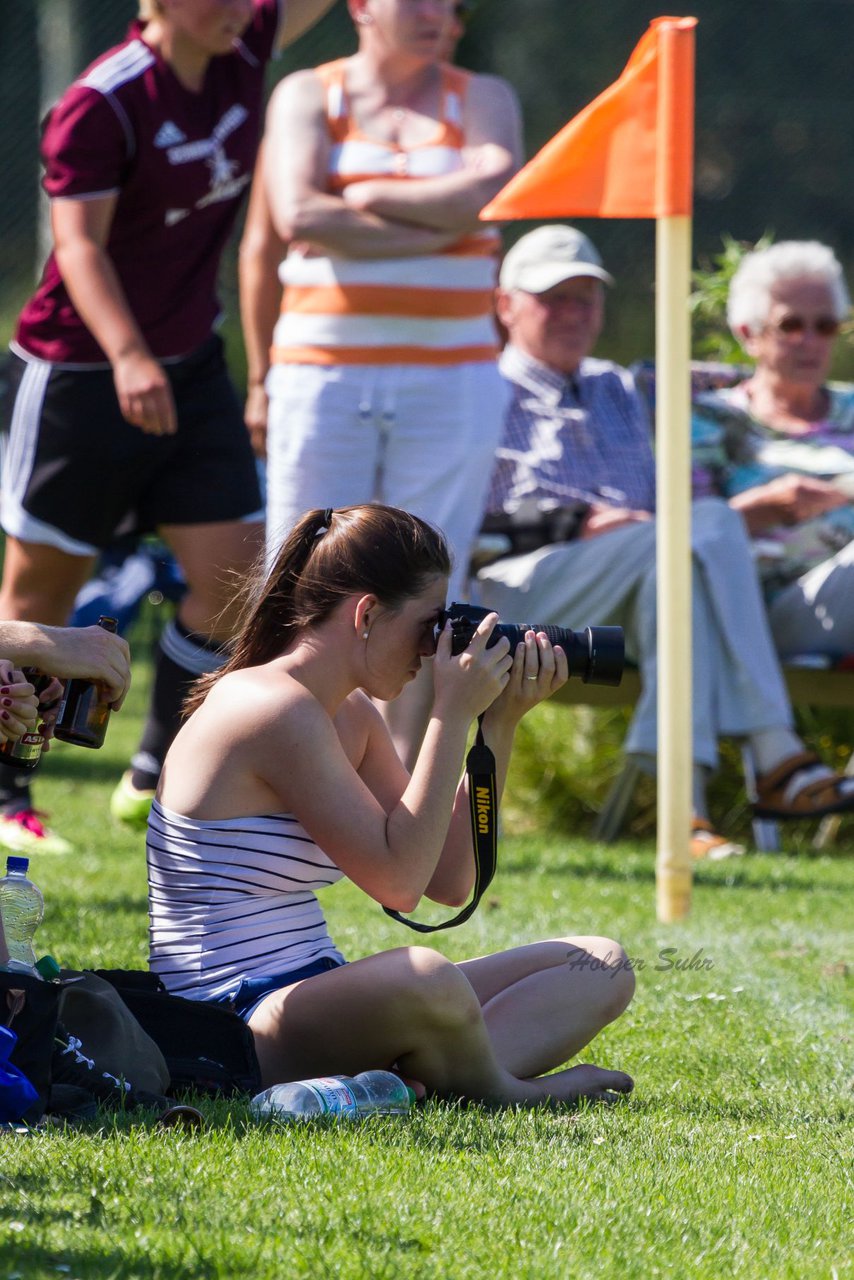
538;1063;634;1106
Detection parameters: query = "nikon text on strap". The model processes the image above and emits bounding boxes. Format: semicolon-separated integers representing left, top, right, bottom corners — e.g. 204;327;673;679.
383;718;497;932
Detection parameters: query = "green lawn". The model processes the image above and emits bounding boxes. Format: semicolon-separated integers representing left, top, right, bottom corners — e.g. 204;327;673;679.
1;632;852;1279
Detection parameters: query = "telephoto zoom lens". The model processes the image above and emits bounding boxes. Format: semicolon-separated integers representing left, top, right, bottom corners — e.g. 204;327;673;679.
443;603;624;686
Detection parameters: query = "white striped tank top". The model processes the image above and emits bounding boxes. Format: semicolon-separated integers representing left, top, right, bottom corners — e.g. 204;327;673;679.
147;798;345;1002
271;59;501;368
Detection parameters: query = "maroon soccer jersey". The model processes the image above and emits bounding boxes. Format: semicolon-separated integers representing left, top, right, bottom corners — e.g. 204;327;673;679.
15;0;281;366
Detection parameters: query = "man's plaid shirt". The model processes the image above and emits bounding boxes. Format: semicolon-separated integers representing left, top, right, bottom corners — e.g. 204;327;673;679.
486;345;657;516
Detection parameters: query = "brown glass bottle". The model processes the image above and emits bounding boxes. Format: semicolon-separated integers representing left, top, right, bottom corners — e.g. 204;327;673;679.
0;670;56;770
53;617;119;749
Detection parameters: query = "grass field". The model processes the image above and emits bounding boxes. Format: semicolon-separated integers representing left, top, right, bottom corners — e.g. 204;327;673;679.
1;633;852;1279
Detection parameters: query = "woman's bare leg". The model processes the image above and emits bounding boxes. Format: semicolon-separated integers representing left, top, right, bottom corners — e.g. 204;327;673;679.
457;935;636;1078
248;945;633;1106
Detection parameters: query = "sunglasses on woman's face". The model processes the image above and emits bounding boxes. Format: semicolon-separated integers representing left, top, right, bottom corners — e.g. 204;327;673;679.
771;314;841;338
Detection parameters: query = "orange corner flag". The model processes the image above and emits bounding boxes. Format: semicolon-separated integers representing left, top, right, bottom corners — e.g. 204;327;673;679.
481;16;696;222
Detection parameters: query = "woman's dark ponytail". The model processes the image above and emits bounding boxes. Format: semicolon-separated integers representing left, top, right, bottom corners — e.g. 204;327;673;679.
184;504;450;715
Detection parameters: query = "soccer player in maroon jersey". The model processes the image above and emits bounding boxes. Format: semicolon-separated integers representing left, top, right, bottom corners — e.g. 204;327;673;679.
0;0;335;854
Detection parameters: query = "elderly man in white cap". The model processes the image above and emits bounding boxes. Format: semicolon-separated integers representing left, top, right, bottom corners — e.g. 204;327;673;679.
477;224;854;853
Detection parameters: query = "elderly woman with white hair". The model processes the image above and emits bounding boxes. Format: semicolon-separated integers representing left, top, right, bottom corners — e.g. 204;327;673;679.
691;239;854;822
693;240;854;653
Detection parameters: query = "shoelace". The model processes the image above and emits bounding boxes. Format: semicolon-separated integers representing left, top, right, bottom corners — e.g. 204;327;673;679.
57;1034;130;1095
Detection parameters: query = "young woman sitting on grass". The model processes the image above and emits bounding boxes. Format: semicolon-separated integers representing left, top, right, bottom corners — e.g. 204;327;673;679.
146;504;634;1107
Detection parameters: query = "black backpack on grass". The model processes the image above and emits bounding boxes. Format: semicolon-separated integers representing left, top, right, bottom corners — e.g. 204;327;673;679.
2;968;260;1123
95;969;261;1098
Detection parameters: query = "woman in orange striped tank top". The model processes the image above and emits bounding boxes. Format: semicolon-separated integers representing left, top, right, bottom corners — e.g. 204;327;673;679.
256;0;523;766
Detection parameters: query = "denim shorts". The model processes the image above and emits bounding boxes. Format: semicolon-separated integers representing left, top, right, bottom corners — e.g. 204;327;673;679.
224;957;346;1022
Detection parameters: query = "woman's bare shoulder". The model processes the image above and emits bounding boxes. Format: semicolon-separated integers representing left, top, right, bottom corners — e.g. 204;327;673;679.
161;665;336;816
340;687;381;722
199;664;326;732
332;687;382;744
268;65;325;114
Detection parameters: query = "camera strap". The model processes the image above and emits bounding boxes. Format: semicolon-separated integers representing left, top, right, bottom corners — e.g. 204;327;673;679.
383;717;498;932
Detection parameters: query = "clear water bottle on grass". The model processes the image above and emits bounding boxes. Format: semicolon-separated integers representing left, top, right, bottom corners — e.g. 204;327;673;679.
250;1070;416;1121
0;856;44;975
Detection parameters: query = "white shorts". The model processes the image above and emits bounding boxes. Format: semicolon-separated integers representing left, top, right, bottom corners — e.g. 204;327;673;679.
265;361;509;601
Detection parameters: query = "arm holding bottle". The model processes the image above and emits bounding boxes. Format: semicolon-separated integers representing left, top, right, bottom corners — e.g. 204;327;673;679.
0;622;131;709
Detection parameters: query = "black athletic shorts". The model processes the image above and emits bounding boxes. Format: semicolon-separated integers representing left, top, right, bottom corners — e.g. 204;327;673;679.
1;334;263;554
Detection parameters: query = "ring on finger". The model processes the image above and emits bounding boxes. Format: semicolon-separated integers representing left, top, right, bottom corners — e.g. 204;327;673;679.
525;674;538;681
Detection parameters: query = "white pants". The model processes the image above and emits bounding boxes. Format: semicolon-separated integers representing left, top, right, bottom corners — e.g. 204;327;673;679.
767;538;854;657
476;498;794;769
266;362;509;601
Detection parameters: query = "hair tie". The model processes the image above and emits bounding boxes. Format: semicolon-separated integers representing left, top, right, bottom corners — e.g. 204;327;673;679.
314;508;334;539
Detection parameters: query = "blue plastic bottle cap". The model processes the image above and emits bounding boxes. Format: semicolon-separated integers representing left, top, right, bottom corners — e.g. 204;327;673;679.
5;856;29;874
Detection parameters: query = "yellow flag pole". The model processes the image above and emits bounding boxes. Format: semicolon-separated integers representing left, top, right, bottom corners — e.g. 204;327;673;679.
655;213;693;921
654;21;695;921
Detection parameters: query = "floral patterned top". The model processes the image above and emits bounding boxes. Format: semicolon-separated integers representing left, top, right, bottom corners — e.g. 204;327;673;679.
691;382;854;599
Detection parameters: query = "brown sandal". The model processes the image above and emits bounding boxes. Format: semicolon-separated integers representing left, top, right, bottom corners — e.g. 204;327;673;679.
754;751;854;820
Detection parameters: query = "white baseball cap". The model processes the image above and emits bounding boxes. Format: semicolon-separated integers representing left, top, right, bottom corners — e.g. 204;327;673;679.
499;224;614;292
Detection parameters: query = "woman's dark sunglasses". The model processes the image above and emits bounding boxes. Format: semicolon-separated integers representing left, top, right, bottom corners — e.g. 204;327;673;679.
772;314;841;338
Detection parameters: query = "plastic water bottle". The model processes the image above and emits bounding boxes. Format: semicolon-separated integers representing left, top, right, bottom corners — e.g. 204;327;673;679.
0;856;44;975
250;1070;416;1121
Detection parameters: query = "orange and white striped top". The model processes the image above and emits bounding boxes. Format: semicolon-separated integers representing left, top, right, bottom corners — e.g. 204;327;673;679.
271;60;501;367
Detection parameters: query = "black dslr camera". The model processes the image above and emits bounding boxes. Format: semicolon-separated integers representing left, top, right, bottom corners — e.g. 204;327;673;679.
439;602;624;686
